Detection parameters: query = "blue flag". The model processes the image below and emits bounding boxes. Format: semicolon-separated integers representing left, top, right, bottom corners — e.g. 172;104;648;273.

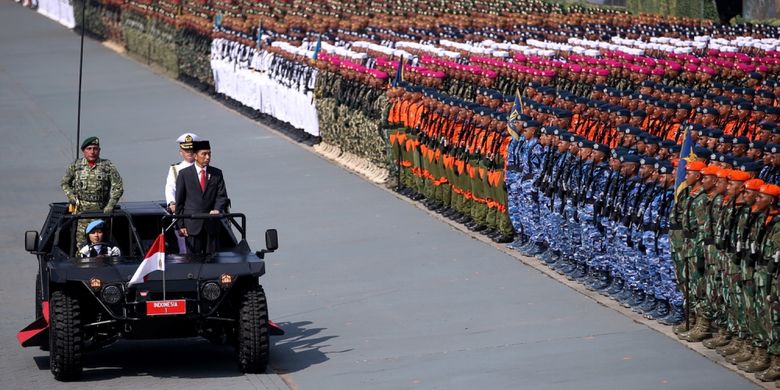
311;34;322;60
674;124;697;200
506;90;524;141
392;56;404;88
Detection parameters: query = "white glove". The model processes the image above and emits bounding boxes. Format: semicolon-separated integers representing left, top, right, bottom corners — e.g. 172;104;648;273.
108;247;121;256
79;245;90;256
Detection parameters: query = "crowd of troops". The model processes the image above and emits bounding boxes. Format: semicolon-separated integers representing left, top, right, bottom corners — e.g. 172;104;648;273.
43;0;780;382
372;18;780;382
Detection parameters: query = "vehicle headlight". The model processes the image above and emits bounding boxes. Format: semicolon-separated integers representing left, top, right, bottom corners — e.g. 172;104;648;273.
202;282;221;301
101;285;122;304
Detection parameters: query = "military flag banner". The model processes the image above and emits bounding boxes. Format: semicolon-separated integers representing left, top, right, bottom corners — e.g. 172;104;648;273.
392;55;404;88
311;34;322;60
674;125;696;201
506;90;524;141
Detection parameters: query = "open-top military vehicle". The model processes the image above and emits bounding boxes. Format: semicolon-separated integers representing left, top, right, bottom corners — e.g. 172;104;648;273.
18;201;284;381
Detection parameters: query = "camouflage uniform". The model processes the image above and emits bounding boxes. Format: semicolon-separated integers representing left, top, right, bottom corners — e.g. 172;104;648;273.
61;158;124;243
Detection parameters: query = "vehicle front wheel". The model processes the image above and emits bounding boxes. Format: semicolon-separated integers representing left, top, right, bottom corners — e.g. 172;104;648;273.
49;290;83;381
236;285;269;373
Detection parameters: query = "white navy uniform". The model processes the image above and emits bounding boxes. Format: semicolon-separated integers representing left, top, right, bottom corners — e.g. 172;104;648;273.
166;160;195;206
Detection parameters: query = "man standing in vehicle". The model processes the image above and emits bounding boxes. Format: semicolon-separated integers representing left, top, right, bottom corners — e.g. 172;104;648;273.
61;136;124;244
175;140;229;254
165;132;201;253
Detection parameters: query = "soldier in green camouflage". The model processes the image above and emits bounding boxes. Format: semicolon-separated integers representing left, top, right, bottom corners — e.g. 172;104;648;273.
755;185;780;381
707;170;751;351
61;137;124;245
678;164;716;343
736;183;779;374
726;178;765;365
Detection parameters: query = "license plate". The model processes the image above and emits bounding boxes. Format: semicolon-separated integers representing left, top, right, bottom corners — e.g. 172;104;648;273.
146;299;186;316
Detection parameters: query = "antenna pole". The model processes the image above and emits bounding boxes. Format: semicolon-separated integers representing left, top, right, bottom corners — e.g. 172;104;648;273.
75;0;87;158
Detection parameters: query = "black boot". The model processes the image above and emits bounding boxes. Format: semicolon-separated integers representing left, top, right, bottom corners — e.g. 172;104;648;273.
635;294;657;314
645;298;669;320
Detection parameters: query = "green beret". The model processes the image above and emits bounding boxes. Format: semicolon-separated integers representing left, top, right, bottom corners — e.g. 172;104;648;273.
81;136;99;150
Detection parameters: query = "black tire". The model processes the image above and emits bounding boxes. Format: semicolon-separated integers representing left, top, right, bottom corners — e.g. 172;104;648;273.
236;285;269;373
49;290;83;381
35;273;50;351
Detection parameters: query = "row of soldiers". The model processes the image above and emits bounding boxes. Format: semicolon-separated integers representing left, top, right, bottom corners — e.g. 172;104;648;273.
671;161;780;380
386;83;515;243
505;113;780;380
507;120;684;322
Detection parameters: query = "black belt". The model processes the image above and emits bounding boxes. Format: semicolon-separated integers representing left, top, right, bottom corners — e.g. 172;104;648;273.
77;193;107;202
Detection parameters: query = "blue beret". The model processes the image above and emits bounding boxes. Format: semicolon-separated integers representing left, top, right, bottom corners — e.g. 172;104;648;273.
714;96;732;104
740;162;764;173
631;110;647;117
749;140;766;150
620;154;641;163
639;156;657;166
736;101;753;110
660;140;676;148
693;146;711;157
719;155;735;166
592;143;610;154
86;219;106;234
703;128;723;138
655;160;674;174
524;120;541;128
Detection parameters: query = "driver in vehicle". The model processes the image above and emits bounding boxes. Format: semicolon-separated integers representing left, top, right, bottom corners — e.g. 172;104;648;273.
78;219;121;257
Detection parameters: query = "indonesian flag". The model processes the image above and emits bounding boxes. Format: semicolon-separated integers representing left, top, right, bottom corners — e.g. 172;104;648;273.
128;234;165;286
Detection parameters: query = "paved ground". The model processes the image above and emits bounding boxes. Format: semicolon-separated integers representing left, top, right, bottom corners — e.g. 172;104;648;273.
0;2;761;389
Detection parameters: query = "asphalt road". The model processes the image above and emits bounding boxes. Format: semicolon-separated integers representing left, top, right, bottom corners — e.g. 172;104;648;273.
0;3;760;389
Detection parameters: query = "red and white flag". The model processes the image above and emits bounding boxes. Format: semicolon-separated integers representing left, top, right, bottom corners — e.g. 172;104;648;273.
128;234;165;286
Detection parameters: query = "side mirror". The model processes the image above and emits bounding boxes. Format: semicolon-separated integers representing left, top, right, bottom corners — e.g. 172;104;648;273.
265;229;278;252
25;230;39;253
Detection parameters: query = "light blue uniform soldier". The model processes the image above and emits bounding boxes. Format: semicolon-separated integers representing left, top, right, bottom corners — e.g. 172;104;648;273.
521;126;557;257
581;143;611;290
551;135;578;272
564;139;592;281
505;116;527;246
508;119;542;249
644;161;681;320
542;129;571;265
609;154;641;300
594;148;626;294
556;135;584;276
624;156;659;309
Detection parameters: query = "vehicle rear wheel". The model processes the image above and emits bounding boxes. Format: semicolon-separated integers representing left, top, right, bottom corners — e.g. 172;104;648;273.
49;290;83;381
36;273;49;351
236;285;269;373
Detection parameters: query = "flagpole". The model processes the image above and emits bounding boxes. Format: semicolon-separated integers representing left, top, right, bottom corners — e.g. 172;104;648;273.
161;227;166;301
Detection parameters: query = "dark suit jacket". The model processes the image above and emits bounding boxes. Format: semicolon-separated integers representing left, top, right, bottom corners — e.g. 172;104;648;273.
175;164;229;235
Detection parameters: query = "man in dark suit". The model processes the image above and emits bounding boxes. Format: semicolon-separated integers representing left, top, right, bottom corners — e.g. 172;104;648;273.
175;140;229;254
